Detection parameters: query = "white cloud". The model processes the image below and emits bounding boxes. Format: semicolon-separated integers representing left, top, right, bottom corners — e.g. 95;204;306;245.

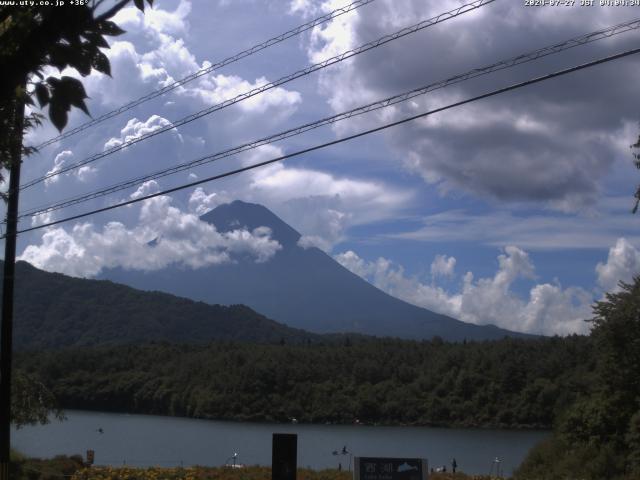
104;115;181;150
335;249;463;321
335;246;592;335
30;210;54;228
298;234;333;252
334;249;372;277
431;254;456;279
306;0;357;64
78;40;166;107
75;165;97;183
188;187;229;216
129;180;160;200
244;157;413;251
249;162;411;214
18;195;281;278
112;0;191;38
105;5;303;121
184;73;302;117
144;0;192;37
86;0;301;122
41;149;96;188
289;0;320;17
596;237;640;293
44;150;73;187
520;283;593;336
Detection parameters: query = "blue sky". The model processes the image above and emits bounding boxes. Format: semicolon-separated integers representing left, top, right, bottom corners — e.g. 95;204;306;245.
5;0;640;335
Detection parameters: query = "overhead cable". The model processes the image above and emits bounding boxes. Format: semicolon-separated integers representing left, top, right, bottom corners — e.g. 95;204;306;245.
8;45;639;239
34;0;378;150
19;17;640;221
21;0;497;190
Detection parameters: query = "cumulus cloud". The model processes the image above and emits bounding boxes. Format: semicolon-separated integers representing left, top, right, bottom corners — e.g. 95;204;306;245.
129;180;160;200
107;3;303;120
431;254;456;280
18;195;281;278
112;0;191;38
188;187;230;216
76;165;97;183
44;150;73;187
185;74;302;117
335;246;592;335
104;115;182;150
289;0;321;17
30;210;54;228
39;149;98;190
76;39;168;107
81;0;301;125
596;237;640;293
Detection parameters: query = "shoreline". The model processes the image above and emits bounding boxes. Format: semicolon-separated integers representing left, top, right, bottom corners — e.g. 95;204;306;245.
50;408;553;432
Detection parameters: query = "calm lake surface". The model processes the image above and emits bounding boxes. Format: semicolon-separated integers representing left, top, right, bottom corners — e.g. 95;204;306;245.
13;410;549;476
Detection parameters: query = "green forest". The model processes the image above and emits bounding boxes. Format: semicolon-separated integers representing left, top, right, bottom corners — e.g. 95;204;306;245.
17;335;592;429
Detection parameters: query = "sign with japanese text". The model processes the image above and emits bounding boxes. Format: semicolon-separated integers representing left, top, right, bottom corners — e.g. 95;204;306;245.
354;457;428;480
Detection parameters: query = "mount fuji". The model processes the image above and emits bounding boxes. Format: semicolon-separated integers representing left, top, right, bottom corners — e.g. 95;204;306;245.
102;200;529;341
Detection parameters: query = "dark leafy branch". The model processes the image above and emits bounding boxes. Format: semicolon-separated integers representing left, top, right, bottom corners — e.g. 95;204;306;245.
11;370;64;429
0;0;154;193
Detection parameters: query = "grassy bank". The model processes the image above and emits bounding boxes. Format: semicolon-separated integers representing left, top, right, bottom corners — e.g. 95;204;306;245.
10;451;85;479
11;460;500;480
70;466;496;480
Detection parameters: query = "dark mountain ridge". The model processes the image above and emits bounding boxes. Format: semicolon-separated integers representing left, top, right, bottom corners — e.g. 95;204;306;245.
2;260;322;350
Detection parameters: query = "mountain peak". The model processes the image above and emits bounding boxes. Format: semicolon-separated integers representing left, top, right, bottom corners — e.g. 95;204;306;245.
200;200;301;248
102;200;531;341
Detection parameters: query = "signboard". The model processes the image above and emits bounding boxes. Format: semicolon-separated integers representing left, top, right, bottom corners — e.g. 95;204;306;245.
354;457;428;480
86;450;95;465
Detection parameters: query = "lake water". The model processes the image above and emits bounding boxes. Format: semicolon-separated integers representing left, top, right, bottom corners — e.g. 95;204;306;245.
13;410;549;476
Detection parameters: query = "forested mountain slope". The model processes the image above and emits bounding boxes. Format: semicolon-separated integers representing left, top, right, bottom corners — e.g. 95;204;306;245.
3;260;321;350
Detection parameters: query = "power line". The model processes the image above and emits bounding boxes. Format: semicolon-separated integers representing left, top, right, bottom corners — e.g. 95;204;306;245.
7;46;639;239
18;17;640;221
33;0;377;150
20;0;497;190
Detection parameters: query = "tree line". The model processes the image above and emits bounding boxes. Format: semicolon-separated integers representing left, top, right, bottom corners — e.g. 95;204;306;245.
17;334;593;430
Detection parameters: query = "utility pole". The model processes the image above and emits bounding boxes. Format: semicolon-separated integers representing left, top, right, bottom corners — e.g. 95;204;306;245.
0;86;26;480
